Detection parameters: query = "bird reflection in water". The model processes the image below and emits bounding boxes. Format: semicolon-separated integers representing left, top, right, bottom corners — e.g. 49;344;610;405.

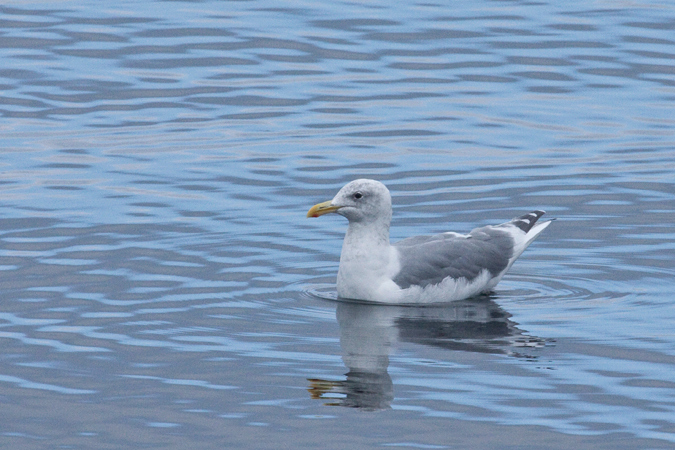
308;296;548;411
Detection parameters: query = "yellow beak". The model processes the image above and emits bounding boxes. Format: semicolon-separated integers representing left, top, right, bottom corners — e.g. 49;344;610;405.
307;200;342;218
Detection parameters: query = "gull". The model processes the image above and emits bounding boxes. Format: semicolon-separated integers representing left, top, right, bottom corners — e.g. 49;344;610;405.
307;179;552;304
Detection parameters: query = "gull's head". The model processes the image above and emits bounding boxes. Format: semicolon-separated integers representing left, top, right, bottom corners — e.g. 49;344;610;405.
307;179;392;225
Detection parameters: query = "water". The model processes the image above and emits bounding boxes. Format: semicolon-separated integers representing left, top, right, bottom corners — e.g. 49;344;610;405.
1;0;674;448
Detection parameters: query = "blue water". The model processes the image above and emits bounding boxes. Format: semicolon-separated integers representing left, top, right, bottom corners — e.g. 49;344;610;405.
1;1;675;448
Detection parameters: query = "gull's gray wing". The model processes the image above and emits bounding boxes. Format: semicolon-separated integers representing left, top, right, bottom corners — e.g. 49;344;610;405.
392;226;514;289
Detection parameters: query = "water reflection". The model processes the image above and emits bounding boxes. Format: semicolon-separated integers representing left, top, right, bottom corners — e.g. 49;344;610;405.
309;296;546;410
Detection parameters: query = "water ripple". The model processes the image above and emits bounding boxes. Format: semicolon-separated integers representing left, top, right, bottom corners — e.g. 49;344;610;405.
1;1;675;448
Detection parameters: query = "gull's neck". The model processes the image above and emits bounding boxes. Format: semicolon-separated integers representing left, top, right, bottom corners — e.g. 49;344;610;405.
343;219;391;252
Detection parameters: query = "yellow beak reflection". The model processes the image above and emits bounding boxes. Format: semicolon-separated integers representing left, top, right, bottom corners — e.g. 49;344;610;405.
307;200;342;218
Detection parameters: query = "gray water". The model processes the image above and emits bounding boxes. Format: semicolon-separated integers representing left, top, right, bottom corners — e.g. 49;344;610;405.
1;0;675;448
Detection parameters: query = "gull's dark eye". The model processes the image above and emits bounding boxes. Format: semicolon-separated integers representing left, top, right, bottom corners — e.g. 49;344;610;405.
353;192;363;200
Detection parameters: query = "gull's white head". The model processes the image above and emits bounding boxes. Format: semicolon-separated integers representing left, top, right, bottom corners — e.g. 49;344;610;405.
307;179;392;225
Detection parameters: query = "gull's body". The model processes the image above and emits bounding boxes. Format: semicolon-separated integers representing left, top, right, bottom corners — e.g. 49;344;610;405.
308;179;552;304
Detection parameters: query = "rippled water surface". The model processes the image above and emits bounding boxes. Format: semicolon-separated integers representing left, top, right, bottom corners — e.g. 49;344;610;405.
2;0;675;448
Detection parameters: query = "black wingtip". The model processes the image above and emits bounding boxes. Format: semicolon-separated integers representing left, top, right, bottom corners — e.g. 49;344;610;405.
511;210;546;233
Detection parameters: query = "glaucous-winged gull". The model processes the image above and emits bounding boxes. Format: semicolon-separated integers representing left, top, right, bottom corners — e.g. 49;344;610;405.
307;179;552;304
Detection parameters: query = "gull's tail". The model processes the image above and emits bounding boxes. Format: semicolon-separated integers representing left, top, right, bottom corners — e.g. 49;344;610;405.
508;210;553;258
